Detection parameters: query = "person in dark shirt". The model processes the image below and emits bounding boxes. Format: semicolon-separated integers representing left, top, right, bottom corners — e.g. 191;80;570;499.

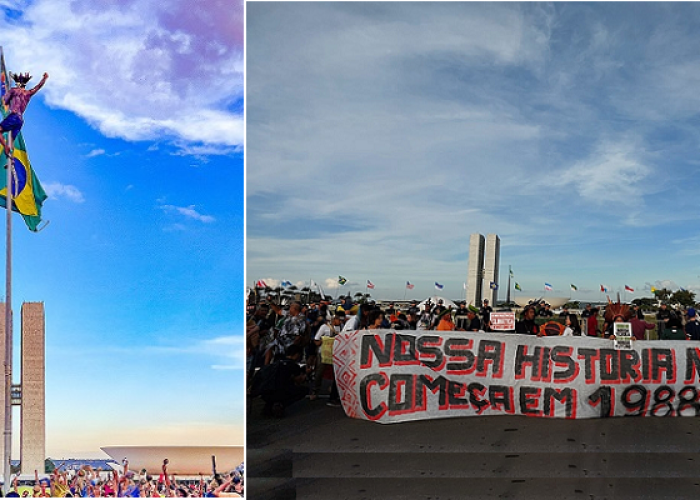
480;299;493;326
466;309;481;331
559;305;570;318
259;344;308;418
433;299;446;316
408;300;420;317
454;302;470;330
686;308;700;341
581;304;593;319
515;307;539;335
539;303;553;317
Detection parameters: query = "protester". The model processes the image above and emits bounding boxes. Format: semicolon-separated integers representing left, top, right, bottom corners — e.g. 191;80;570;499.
436;309;455;331
0;459;244;497
453;302;469;331
562;314;581;336
515;307;539;335
686;308;700;341
630;314;655;340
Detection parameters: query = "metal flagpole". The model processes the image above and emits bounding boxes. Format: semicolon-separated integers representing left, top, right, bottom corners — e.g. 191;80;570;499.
3;132;13;494
506;266;511;306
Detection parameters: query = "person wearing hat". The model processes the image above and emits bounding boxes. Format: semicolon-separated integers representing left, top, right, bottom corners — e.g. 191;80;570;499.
436;308;455;331
686;308;700;341
466;305;481;332
538;303;553;317
433;299;446;316
0;71;48;156
480;299;493;326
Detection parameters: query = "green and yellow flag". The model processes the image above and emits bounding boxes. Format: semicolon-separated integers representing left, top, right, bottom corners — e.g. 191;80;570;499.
515;282;522;291
0;49;47;231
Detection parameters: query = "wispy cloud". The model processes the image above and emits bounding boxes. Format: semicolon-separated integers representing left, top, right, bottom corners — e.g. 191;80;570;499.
85;148;105;158
160;204;215;223
43;182;85;203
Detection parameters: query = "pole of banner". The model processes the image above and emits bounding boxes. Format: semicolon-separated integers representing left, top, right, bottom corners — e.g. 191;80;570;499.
3;133;12;494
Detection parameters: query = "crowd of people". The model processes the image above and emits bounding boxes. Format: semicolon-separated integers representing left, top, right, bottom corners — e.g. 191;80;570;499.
247;294;700;418
2;460;244;497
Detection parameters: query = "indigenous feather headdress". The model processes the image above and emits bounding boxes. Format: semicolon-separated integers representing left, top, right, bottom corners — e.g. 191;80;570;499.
604;293;632;322
10;72;31;87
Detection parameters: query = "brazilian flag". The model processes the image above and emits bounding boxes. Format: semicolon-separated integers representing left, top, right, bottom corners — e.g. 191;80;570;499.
0;49;47;232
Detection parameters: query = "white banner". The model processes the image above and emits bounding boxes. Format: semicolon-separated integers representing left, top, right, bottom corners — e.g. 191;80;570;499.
332;330;700;422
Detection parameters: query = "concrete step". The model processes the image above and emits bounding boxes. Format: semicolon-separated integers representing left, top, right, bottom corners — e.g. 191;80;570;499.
295;477;700;500
293;415;700;454
293;451;700;478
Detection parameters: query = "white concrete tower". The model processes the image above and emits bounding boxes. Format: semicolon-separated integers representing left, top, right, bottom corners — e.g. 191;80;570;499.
20;302;45;475
484;234;500;306
467;233;485;306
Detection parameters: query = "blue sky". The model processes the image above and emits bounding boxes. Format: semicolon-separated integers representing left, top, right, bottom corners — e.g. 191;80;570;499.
0;0;243;457
247;2;700;305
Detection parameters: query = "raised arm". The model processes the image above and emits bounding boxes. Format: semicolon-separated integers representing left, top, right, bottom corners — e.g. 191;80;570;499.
28;73;48;95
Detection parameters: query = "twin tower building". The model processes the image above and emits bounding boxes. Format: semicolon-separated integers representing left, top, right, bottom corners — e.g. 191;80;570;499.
466;233;500;307
0;302;45;477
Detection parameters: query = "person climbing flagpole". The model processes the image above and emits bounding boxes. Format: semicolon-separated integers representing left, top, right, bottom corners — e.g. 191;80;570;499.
0;47;48;492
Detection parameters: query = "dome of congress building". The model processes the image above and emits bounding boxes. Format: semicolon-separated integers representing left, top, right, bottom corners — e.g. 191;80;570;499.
513;296;569;309
100;446;243;475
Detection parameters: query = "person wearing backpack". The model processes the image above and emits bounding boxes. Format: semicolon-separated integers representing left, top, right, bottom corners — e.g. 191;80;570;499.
686;308;700;341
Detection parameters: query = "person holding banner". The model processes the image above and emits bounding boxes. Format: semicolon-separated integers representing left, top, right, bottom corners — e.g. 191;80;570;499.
515;306;539;335
436;309;455;331
562;314;581;336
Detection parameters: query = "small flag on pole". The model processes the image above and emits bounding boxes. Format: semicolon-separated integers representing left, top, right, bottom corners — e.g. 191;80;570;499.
282;280;293;287
544;283;553;291
680;287;687;292
435;282;444;290
406;281;414;290
625;285;634;292
338;276;347;285
256;280;268;288
600;284;607;293
367;280;375;289
509;269;514;278
490;281;498;290
570;284;577;291
515;282;522;291
651;286;657;293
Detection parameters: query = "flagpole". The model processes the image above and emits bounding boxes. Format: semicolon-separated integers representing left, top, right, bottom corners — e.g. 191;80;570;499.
3;130;12;494
506;266;511;305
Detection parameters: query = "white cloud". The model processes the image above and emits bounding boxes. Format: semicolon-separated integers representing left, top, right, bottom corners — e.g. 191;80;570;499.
85;148;105;158
160;204;215;223
201;335;244;370
43;182;85;203
0;0;243;150
550;140;653;205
